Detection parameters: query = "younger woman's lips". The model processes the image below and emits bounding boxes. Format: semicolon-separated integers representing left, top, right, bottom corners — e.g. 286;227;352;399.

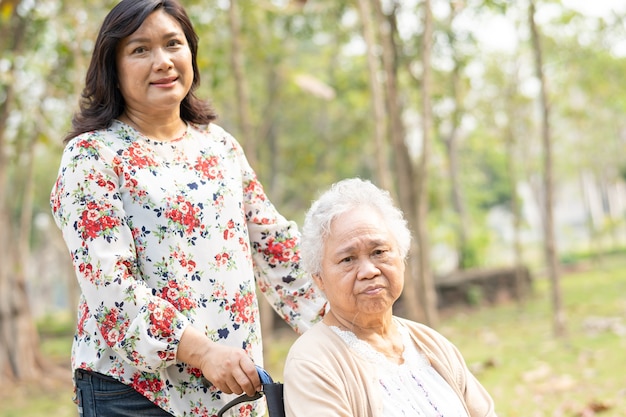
151;76;178;85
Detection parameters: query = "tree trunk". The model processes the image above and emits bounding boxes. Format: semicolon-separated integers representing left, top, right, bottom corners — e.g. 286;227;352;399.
442;0;470;270
372;0;422;322
0;2;44;381
529;0;566;337
356;0;392;193
504;63;528;304
415;0;439;327
578;170;598;255
229;0;256;163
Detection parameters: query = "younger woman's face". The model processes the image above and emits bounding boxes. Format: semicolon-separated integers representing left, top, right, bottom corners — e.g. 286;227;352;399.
116;9;193;118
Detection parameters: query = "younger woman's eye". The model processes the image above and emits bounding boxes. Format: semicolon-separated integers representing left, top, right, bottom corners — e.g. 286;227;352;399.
132;46;147;54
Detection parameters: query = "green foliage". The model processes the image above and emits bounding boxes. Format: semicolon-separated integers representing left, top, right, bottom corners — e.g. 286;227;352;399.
560;246;626;265
465;283;484;306
1;0;624;271
36;311;74;338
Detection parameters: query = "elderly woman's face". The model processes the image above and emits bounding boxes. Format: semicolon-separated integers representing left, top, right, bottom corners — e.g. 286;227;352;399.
116;9;193;117
315;206;405;323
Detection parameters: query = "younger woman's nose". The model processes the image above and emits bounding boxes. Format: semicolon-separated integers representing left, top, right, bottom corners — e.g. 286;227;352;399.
153;48;173;70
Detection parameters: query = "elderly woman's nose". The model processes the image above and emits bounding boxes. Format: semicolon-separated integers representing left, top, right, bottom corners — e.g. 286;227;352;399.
356;258;380;279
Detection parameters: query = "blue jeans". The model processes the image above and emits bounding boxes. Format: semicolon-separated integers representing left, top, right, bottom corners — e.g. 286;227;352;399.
75;369;173;417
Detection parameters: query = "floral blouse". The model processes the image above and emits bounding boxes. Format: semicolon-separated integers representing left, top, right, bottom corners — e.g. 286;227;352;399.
50;120;326;417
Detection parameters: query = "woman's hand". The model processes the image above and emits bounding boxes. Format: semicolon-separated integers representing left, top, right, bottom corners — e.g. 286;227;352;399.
177;326;261;396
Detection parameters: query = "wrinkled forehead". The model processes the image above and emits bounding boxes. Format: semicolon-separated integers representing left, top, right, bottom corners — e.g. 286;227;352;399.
325;208;396;251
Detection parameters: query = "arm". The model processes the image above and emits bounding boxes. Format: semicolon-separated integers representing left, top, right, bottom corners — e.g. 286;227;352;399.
50;135;188;372
226;133;327;333
282;325;375;417
284;357;356;417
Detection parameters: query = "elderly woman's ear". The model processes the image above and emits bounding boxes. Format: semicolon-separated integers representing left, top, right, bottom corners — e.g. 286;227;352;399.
312;273;325;291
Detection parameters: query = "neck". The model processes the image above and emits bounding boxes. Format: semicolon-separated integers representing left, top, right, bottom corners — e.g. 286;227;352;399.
326;310;404;363
324;310;395;339
119;111;187;142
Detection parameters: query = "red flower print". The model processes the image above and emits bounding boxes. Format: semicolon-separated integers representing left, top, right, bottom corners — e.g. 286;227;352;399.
77;302;89;336
131;373;165;397
125;143;156;169
243;179;267;202
158;281;197;313
165;197;201;235
194;155;221;180
230;291;254;324
77;201;121;240
214;252;232;268
98;307;129;348
264;238;291;263
237;403;253;417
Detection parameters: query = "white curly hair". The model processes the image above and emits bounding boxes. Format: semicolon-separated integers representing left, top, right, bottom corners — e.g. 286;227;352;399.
300;178;412;276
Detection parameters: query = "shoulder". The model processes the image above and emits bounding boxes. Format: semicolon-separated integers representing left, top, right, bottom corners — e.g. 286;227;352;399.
394;316;437;335
284;322;366;391
65;120;133;149
191;122;231;140
288;322;337;352
394;316;456;349
395;316;469;375
190;123;243;151
62;125;123;161
286;322;347;364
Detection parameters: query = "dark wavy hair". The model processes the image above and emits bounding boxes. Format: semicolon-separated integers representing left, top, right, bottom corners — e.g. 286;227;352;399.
65;0;216;142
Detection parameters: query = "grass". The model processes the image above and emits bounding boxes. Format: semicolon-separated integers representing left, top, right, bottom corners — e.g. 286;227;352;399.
2;255;625;417
439;257;626;416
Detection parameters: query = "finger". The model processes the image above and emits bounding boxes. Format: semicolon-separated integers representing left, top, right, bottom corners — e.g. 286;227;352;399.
239;357;261;392
229;358;259;396
224;373;244;395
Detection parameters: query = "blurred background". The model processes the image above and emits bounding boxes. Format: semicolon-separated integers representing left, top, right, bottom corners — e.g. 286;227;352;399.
1;0;625;416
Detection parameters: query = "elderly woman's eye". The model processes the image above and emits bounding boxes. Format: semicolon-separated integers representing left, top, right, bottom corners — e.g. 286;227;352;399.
373;249;390;258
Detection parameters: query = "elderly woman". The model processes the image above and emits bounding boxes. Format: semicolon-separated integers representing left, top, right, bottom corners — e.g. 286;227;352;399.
283;178;497;417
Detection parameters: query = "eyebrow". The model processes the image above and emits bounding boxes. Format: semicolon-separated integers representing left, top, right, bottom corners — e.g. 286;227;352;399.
334;239;389;257
124;31;183;45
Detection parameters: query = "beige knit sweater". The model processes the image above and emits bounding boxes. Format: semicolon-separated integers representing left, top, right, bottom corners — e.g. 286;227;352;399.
283;316;497;417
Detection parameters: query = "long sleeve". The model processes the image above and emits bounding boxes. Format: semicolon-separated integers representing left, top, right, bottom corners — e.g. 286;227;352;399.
283;323;376;417
51;133;191;373
228;136;327;334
